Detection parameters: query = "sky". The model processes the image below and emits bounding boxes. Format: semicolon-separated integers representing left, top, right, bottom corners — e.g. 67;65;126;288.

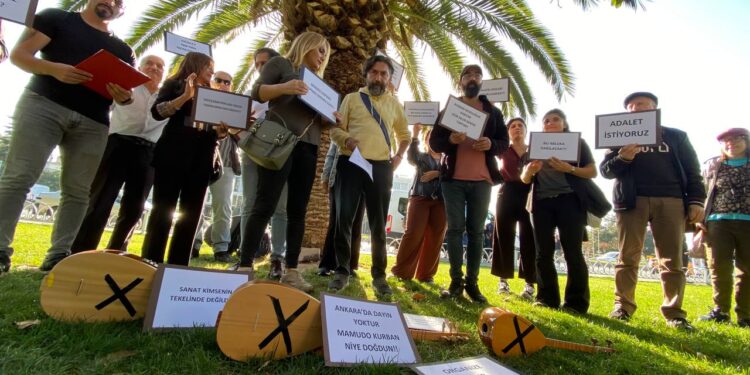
1;0;749;199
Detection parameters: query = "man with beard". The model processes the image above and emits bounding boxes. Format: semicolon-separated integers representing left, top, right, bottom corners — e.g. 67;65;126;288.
70;55;167;254
328;55;410;296
0;0;135;274
429;65;509;303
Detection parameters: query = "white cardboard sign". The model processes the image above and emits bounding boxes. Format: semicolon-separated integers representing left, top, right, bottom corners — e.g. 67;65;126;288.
478;78;510;103
404;101;440;126
0;0;37;26
299;65;340;124
164;31;212;57
192;86;251;129
595;109;661;149
411;355;520;375
528;132;581;162
143;265;250;331
321;293;419;366
439;95;489;140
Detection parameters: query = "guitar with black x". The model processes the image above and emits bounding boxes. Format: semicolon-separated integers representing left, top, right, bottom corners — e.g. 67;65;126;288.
40;250;157;322
216;280;323;361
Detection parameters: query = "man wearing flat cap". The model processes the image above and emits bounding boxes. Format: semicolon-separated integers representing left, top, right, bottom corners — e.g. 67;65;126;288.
600;92;706;330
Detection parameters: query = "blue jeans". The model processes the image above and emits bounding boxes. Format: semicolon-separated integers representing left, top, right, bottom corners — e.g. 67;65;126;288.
240;153;287;260
441;180;492;285
0;90;108;261
208;166;235;253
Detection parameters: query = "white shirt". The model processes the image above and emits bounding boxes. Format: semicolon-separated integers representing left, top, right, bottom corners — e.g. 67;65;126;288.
109;85;168;143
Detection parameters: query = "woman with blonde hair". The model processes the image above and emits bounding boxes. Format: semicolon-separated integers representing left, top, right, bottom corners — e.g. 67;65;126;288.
233;31;333;292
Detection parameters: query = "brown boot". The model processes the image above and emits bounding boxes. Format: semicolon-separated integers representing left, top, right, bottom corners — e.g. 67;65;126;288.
280;268;313;293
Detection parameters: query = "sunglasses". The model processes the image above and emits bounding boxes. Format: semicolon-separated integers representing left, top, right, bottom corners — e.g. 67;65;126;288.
214;77;232;86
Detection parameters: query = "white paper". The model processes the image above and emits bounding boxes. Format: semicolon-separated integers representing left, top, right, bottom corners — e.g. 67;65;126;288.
164;31;212;56
595;109;659;148
0;0;37;26
298;66;340;123
412;355;520;375
349;147;373;181
528;132;581;162
321;294;418;366
403;313;450;332
439;95;489;140
404;101;440;126
148;267;249;329
478;78;510;103
193;87;251;129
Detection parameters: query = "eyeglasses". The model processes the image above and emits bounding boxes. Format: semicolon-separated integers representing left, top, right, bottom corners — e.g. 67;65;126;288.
721;135;747;143
214;77;232;86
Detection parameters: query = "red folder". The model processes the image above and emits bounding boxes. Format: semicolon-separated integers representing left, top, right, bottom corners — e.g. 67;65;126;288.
75;49;150;100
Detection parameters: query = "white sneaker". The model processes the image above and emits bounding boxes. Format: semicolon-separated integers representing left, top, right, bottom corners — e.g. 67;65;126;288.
281;268;313;293
497;279;511;294
520;283;535;300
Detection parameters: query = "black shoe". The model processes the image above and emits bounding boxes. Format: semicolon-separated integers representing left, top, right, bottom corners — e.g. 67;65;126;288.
698;308;730;323
440;279;464;298
609;308;631;321
317;268;333;276
561;304;586;315
39;253;68;272
372;277;393;297
666;317;695;331
464;283;488;304
268;259;283;280
328;273;349;292
0;254;10;274
213;251;233;263
739;319;750;328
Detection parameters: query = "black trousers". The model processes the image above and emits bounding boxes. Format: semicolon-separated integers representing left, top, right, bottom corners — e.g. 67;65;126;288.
491;181;536;283
72;134;155;253
141;162;210;266
530;193;589;312
319;187;364;271
334;156;392;278
239;142;318;268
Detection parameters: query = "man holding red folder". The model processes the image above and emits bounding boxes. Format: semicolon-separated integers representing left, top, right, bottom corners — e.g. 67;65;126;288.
0;0;135;274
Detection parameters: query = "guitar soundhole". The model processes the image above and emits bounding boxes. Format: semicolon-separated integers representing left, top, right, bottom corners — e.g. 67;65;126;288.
481;323;488;334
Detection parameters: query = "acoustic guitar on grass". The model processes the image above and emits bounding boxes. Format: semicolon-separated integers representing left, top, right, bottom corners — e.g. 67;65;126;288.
478;307;616;357
40;250;157;322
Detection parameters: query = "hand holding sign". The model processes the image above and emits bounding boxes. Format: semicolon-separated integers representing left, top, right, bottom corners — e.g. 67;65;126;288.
548;157;574;173
618;143;640;161
283;79;308;95
449;132;467;144
472;137;491;152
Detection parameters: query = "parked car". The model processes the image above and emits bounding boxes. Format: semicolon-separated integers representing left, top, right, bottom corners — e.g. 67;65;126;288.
595;251;620;262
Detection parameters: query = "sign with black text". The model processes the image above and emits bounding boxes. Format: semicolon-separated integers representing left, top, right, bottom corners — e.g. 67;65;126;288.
299;66;340;123
411;355;520;375
404;101;440;126
0;0;37;26
595;109;661;149
192;86;251;129
143;265;250;331
528;132;581;162
478;78;510;103
164;31;212;56
321;293;419;366
439;95;489;140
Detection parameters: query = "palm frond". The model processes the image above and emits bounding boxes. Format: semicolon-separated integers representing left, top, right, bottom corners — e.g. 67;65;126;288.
57;0;87;12
232;29;283;94
125;0;219;56
391;38;430;101
192;0;276;46
564;0;648;11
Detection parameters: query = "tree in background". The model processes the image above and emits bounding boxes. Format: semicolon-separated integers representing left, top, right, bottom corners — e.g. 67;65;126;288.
58;0;647;247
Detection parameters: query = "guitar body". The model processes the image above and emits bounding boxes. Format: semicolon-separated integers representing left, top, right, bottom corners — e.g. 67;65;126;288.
216;280;322;361
478;307;615;357
40;250;157;322
478;307;546;357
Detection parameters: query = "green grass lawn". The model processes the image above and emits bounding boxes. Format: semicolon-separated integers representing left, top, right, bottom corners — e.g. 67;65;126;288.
1;223;748;374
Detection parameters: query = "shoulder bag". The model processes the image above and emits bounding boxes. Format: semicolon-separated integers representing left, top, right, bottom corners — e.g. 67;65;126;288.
238;111;315;171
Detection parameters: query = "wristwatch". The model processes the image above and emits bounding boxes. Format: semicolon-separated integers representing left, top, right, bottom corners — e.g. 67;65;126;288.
570;166;576;173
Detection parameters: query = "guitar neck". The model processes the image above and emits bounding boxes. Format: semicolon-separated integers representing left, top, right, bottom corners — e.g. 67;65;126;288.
545;338;615;353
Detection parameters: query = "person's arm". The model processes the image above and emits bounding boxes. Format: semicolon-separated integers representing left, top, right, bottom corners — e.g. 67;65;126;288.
549;140;597;179
489;108;509;156
10;27;93;84
330;94;353;150
428;113;456;154
151;78;195;121
250;57;307;103
599;146;635;179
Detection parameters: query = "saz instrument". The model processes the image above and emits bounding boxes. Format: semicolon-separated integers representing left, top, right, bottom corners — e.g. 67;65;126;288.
40;250;157;322
403;313;470;342
478;307;615;357
216;280;322;361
